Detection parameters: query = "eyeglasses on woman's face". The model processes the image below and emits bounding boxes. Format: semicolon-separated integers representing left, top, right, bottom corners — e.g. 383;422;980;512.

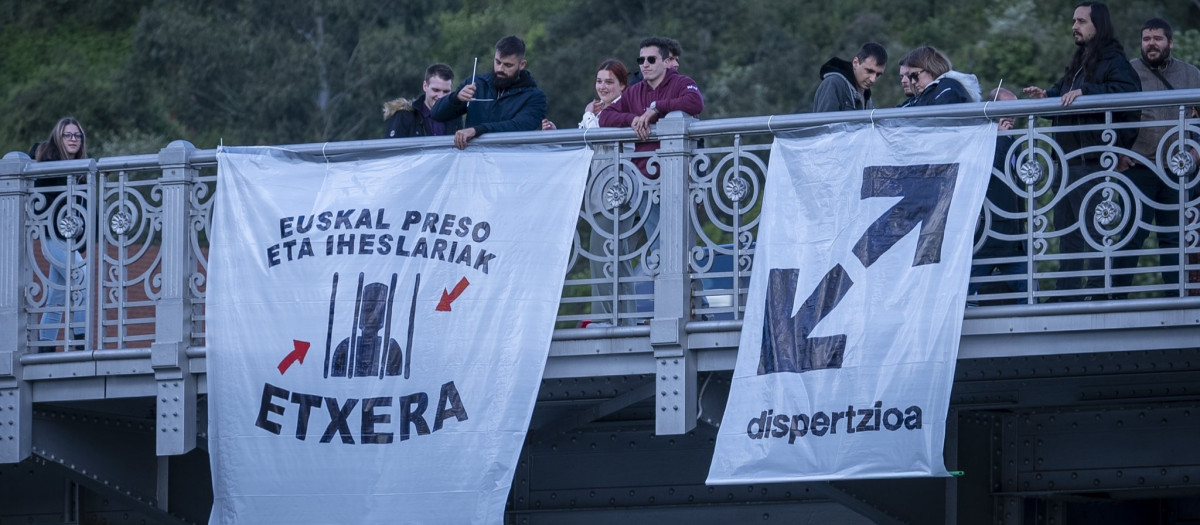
63;132;83;141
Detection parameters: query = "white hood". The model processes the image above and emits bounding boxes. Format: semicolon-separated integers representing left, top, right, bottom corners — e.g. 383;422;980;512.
932;70;983;102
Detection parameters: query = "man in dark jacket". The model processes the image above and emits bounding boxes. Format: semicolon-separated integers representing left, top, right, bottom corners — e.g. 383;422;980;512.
1023;1;1141;298
432;35;547;149
384;63;462;139
812;43;887;113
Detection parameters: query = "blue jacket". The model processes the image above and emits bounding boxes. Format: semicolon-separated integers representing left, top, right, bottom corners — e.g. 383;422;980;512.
431;70;547;136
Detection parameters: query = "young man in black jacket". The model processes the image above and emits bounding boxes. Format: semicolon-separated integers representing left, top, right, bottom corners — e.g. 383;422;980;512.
812;42;887;113
384;63;462;139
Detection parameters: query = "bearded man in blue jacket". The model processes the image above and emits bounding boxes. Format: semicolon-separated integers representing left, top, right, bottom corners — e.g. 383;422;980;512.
433;35;548;149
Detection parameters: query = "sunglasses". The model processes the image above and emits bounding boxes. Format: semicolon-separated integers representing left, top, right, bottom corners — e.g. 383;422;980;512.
905;70;924;83
636;56;659;65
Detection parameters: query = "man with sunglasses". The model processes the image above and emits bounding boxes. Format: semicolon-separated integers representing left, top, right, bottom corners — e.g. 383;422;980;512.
433;35;547;149
598;37;704;293
628;37;681;86
812;42;887;113
600;37;703;144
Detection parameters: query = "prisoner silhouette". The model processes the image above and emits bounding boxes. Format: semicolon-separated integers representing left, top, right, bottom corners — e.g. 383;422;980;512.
328;274;404;378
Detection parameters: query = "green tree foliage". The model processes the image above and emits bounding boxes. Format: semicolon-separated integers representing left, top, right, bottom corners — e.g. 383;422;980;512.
1171;29;1200;65
0;0;152;156
127;0;469;147
1;0;1198;155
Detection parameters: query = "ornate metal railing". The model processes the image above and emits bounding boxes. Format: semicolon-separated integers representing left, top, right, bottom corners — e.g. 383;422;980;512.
3;90;1200;354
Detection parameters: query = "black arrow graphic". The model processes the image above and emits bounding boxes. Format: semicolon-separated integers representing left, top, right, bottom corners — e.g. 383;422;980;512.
852;163;959;268
757;163;960;375
758;266;853;375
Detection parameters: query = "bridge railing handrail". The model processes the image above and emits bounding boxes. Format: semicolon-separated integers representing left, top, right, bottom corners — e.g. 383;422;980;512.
3;88;1200;355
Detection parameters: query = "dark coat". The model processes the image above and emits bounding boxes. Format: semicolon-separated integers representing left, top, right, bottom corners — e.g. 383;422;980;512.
1047;41;1142;156
812;57;873;112
909;71;981;107
383;95;462;138
431;70;547;135
28;142;79;189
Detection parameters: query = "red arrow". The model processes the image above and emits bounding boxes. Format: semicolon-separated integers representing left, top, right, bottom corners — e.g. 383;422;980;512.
436;277;470;312
277;339;311;375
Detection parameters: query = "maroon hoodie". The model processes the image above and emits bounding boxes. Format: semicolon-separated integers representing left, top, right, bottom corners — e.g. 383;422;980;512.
599;69;704;178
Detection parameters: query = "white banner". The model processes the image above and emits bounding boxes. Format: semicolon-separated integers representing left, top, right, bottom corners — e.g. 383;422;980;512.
207;145;591;524
708;120;996;483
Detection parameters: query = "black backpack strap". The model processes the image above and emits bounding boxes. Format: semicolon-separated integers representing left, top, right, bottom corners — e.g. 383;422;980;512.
1147;66;1176;91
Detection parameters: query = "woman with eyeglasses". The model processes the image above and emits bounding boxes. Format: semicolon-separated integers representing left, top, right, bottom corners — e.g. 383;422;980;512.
32;117;88;162
542;58;630;130
903;46;982;106
30;117;90;350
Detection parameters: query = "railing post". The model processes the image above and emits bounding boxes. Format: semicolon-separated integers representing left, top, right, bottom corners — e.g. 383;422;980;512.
0;153;31;463
1174;104;1191;294
650;113;698;435
151;141;198;456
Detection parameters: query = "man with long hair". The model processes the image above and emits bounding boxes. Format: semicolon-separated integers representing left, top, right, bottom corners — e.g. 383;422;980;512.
1023;2;1141;300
